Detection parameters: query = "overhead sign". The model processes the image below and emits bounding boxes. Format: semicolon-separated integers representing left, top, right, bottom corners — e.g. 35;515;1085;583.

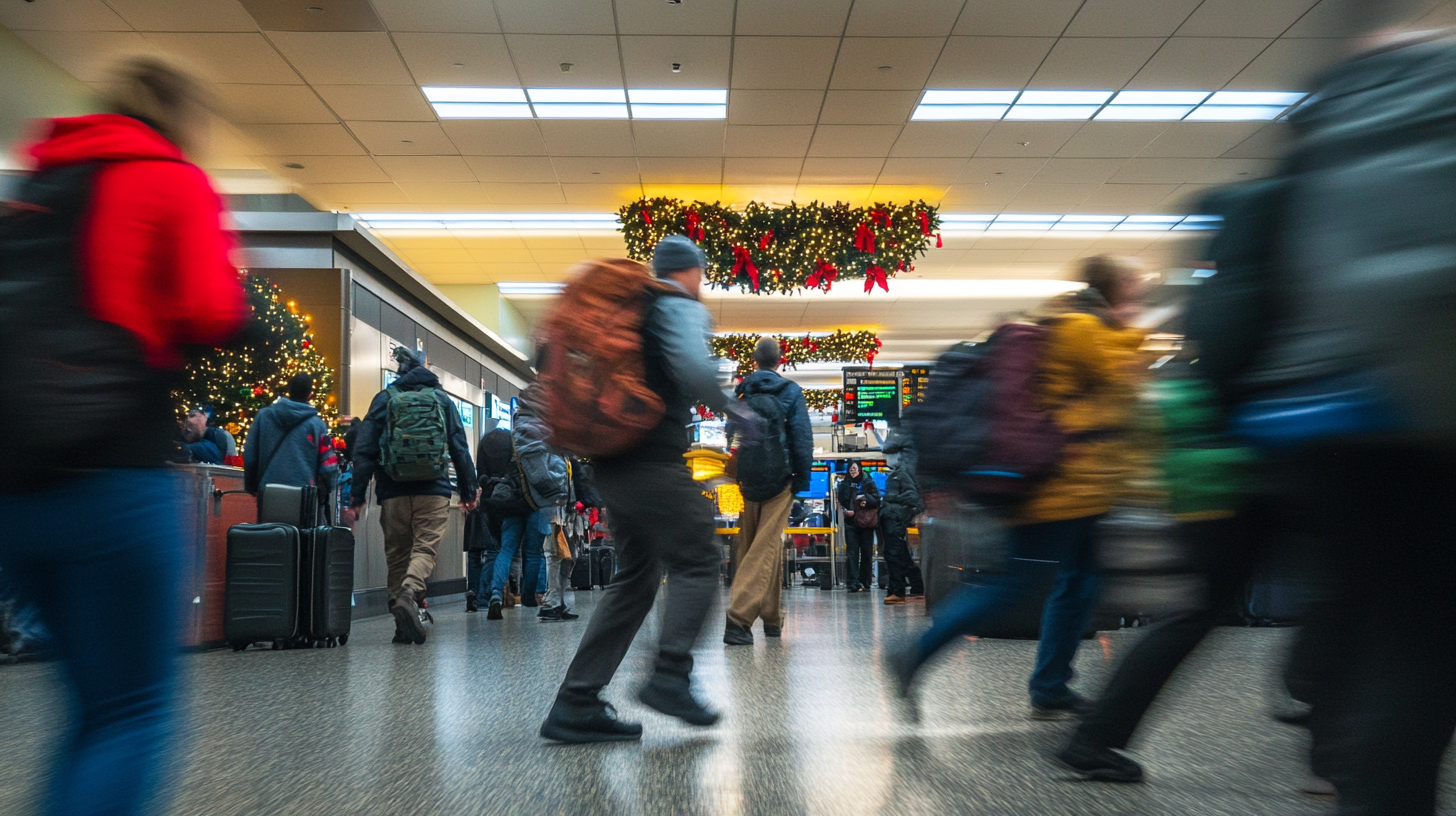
841;368;902;426
902;366;930;406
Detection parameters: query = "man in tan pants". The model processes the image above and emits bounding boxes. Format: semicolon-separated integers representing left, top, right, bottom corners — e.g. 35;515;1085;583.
725;338;814;645
351;347;479;645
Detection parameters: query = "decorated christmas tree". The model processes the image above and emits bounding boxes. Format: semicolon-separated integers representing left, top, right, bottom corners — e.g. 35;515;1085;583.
174;275;337;448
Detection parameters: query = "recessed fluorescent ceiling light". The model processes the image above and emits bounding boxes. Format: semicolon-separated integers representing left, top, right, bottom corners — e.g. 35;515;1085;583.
628;89;727;119
423;87;533;118
1005;104;1102;120
423;87;527;103
358;213;619;231
528;88;628;118
939;213;1222;232
912;89;1306;121
498;282;566;295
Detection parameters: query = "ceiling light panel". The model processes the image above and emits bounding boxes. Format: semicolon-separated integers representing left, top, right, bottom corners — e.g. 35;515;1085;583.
912;89;1307;122
433;103;533;119
939;213;1222;232
423;87;528;103
358;213;619;231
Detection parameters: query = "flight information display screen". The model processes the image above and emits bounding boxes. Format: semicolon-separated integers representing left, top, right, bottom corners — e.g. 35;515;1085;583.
902;366;930;406
842;368;902;426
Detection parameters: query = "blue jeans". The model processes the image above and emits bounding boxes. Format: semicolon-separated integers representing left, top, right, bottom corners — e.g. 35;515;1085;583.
0;468;184;816
490;509;549;602
915;514;1102;706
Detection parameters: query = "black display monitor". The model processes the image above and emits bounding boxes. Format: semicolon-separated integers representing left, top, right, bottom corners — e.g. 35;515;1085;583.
842;368;902;426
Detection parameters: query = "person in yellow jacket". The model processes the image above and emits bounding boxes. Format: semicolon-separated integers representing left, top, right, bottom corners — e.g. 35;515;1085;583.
894;256;1149;719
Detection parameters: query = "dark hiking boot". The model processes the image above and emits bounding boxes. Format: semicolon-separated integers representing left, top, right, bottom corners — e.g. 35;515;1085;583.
724;620;754;646
391;590;427;645
557;606;580;620
637;674;720;727
1030;693;1093;720
540;697;643;744
392;622;410;644
763;624;781;638
465;590;478;613
486;595;504;620
1057;740;1144;783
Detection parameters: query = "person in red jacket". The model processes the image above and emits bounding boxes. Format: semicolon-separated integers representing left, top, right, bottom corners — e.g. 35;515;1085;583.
0;56;245;816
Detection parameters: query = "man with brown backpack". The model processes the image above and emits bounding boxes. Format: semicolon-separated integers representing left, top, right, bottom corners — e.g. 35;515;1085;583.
536;236;760;743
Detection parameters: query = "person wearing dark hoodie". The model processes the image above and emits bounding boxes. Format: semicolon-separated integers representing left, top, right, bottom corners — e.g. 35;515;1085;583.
464;423;511;613
724;337;813;646
879;433;926;605
0;57;246;816
350;346;479;644
243;373;339;516
836;461;881;592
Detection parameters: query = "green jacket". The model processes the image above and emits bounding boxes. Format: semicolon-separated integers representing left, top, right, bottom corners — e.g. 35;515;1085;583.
1153;375;1257;519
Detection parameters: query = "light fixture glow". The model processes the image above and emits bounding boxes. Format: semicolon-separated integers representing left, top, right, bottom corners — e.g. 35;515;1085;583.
1184;105;1288;121
630;104;727;119
1005;104;1103;120
628;89;727;104
1095;105;1195;120
938;213;1224;232
1206;91;1307;106
531;103;629;119
1110;91;1210;105
497;282;567;295
422;87;527;103
1017;90;1113;105
432;102;533;119
527;88;627;104
920;90;1019;105
912;104;1010;120
358;212;619;232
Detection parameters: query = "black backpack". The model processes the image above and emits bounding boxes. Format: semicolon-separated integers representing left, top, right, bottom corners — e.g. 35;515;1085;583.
736;391;791;502
0;163;163;488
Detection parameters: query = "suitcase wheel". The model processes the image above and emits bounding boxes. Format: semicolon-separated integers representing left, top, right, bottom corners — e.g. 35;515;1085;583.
337;633;348;647
271;640;284;650
230;641;249;652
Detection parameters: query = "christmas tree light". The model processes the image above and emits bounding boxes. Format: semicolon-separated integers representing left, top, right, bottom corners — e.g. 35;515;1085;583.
175;275;338;448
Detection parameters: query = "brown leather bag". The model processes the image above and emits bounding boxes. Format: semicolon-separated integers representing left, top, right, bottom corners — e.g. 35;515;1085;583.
852;496;879;529
535;259;678;457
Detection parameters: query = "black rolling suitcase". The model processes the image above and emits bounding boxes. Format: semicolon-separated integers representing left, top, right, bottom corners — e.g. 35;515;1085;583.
258;483;319;527
225;523;302;650
301;526;354;647
570;557;593;590
588;545;616;588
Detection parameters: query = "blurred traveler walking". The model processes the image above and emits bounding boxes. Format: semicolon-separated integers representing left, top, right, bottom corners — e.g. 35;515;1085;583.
481;412;551;619
879;434;926;604
350;346;479;644
837;461;880;592
0;56;246;816
724;336;813;645
894;256;1148;718
1208;19;1456;813
243;373;339;514
1057;360;1265;782
538;238;759;743
509;397;571;616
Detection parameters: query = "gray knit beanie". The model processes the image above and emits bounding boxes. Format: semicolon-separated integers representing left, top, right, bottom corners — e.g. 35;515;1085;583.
651;235;707;277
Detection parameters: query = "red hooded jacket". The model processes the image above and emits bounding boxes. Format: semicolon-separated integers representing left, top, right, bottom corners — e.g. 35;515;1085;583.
26;114;246;369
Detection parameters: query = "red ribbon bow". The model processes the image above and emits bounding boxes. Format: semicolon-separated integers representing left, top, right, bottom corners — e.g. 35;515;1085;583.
864;265;889;293
732;245;760;291
935;233;942;248
919;210;930;235
642;210;652;225
805;259;838;291
685;209;704;241
759;229;774;250
870;209;890;228
854;223;877;253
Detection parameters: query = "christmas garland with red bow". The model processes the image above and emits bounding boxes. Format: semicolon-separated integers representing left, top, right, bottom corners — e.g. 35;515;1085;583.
710;331;882;377
619;198;941;295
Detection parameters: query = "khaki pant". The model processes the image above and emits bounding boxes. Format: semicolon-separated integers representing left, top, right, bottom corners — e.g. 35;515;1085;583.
380;495;449;600
728;486;793;629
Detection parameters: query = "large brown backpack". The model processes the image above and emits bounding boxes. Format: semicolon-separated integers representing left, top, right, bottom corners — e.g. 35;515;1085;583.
536;259;678;457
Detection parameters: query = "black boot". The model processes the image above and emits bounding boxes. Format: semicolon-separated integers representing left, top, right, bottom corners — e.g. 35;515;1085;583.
390;589;427;644
724;620;753;646
1057;739;1144;783
540;694;643;744
465;590;478;613
638;673;720;727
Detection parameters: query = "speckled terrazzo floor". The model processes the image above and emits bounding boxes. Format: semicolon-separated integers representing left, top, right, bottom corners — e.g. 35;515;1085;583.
3;586;1452;815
